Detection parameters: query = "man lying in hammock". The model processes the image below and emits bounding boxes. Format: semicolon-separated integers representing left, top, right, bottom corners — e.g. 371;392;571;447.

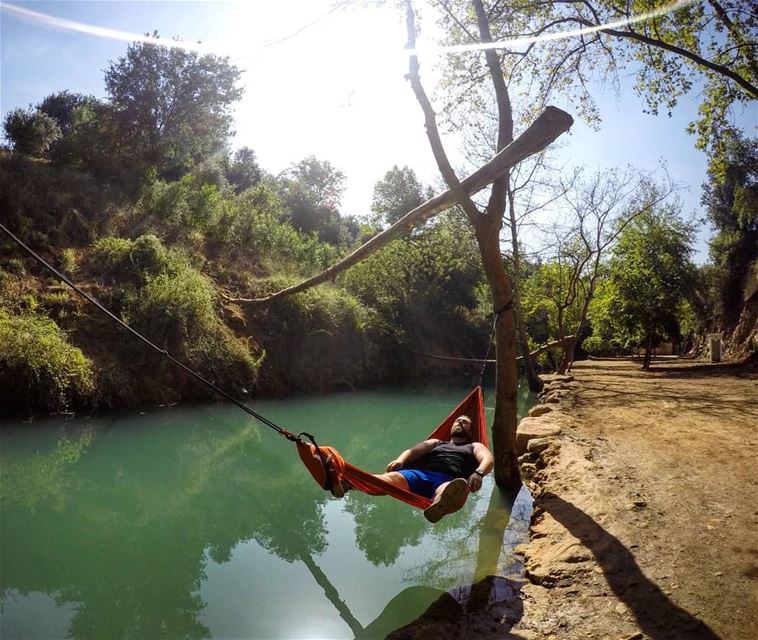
333;415;494;523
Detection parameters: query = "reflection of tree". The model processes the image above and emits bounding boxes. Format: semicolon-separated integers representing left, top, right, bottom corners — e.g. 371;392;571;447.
385;485;528;638
0;410;331;639
298;550;364;637
1;425;94;511
467;485;521;610
343;491;427;566
0;385;536;639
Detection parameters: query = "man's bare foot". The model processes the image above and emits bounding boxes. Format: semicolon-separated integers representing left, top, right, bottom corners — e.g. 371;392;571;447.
423;478;468;523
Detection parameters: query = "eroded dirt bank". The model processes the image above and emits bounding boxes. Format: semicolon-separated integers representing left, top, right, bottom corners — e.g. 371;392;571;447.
511;359;758;639
390;358;757;639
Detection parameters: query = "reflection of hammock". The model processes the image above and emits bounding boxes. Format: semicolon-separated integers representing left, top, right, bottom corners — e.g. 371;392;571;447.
297;386;489;510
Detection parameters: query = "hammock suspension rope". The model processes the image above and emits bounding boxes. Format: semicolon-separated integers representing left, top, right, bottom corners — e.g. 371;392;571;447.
1;222;500;509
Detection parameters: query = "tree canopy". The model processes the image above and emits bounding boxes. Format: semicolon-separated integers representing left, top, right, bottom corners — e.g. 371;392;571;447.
104;34;243;178
592;202;697;368
371;165;426;226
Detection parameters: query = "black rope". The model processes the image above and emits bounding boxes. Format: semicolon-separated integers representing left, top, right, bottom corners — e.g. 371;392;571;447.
0;223;300;443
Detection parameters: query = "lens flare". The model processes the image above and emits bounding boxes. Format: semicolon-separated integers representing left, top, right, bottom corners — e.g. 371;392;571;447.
1;0;697;59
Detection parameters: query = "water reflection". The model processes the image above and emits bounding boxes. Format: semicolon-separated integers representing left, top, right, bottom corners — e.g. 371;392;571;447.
1;383;534;638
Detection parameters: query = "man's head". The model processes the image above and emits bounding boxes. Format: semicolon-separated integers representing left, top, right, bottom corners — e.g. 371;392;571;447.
450;415;473;441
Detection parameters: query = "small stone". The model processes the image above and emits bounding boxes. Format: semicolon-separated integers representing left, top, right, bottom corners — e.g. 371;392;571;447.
527;437;553;454
632;500;647;508
515;417;562;455
528;405;553;417
714;571;723;577
520;463;537;481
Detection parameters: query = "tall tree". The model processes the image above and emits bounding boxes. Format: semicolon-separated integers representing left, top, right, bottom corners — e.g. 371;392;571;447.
405;0;529;486
2;108;60;157
371;165;425;226
104;34;243;178
606;206;697;369
226;147;263;194
277;156;349;245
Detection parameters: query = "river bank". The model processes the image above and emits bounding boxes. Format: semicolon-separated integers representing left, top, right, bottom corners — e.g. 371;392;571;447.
390;358;757;639
512;358;758;639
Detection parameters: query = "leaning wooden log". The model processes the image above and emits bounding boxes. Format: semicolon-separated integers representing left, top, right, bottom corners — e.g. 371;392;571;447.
228;106;573;305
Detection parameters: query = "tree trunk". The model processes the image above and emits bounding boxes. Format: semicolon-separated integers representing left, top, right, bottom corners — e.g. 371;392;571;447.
473;218;520;487
557;333;577;373
642;335;653;370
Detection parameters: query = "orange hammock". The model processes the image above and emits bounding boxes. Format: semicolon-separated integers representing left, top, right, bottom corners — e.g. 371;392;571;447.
297;386;489;510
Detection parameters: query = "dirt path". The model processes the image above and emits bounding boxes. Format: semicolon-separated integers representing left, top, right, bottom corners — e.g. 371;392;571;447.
512;359;758;639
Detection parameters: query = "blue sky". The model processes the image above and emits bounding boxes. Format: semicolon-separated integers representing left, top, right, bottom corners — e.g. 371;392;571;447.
1;1;755;262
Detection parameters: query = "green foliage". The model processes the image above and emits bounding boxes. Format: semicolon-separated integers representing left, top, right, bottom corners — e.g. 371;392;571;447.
92;234;178;286
437;1;755;160
701;132;758;328
104;34;243;179
371;165;425;225
277;156;358;245
89;234;259;396
39;91;97;134
208;182;342;273
149;174;225;231
37;91;110;170
344;213;487;345
60;248;78;278
596;208;696;361
0;150;117;245
126;269;216;344
3;107;61;157
521;260;585;342
226;147;263;194
0;306;94;412
583;278;623;355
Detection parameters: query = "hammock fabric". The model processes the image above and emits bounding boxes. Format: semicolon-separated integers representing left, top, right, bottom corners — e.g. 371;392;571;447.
297;386;489;510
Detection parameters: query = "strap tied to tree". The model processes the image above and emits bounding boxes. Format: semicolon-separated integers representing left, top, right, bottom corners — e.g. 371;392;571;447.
479;298;513;383
495;299;514;315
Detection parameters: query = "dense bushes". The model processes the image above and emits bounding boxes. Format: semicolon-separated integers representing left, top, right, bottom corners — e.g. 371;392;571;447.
0;307;94;413
0;151;121;246
87;234;260;400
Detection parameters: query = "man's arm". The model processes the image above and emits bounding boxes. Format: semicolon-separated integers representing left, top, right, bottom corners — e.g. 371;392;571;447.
467;443;495;492
386;439;439;472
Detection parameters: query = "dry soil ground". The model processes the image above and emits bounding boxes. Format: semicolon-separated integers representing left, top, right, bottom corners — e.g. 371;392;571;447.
390;357;758;640
512;358;758;640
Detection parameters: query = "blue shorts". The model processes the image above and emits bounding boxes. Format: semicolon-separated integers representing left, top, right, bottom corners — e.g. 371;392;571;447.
398;469;455;499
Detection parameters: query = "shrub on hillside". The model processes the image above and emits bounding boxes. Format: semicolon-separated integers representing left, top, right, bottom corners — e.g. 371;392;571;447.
0;307;94;413
92;234;180;286
0;151;118;245
89;234;260;397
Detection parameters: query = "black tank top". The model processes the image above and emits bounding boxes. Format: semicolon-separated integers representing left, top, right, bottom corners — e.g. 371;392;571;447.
420;442;477;478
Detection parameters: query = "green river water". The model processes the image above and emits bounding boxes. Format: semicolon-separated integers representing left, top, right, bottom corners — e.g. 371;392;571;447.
1;381;534;639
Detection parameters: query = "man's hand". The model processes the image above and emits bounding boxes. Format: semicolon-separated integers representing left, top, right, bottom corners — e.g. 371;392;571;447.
467;472;483;492
386;459;404;472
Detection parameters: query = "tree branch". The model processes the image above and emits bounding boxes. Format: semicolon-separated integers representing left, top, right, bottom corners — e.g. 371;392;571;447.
574;18;758;98
229;106;573;305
